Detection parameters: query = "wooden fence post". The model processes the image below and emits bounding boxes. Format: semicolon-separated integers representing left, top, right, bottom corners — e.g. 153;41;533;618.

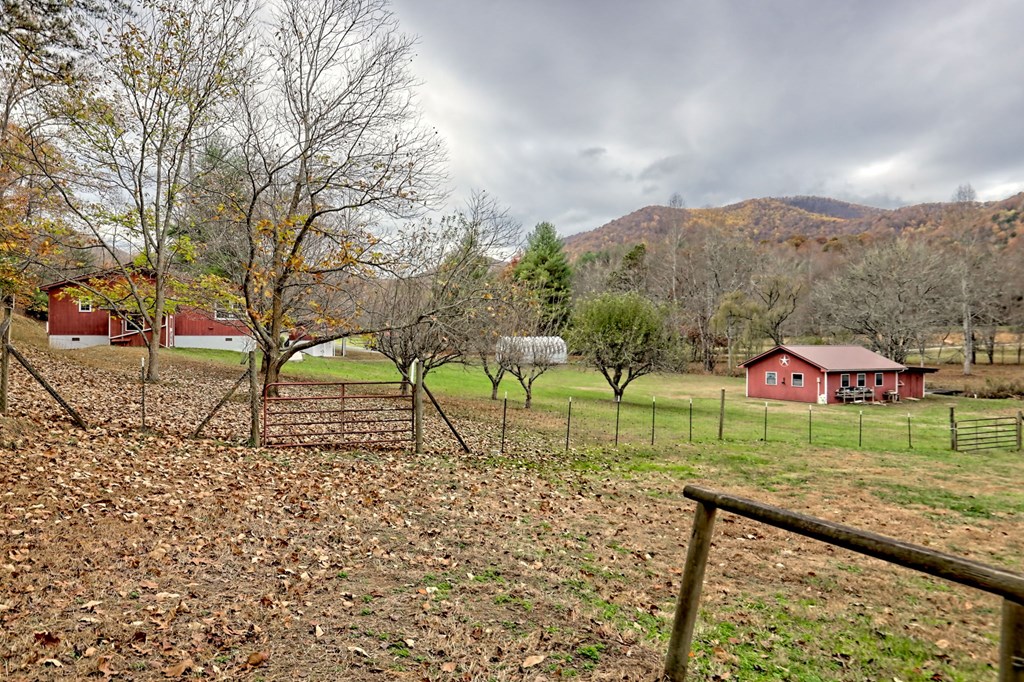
950;406;957;451
5;342;88;428
1000;599;1024;682
193;366;250;439
0;299;12;414
651;396;656;446
412;359;423;454
140;357;146;430
249;351;260;447
422;383;470;453
1017;411;1023;452
562;395;568;453
717;389;725;441
664;500;718;681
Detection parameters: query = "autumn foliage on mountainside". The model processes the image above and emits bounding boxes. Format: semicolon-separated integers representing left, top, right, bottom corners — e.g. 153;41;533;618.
563;192;1024;259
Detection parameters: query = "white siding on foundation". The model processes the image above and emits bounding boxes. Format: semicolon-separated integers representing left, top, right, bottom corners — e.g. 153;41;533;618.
175;335;256;353
49;335;110;349
302;341;335;357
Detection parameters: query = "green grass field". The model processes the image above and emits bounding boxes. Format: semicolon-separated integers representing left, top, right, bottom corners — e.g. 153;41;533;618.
171;346;1022;457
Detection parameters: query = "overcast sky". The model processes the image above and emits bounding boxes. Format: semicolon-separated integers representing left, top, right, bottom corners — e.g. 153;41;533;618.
389;0;1024;236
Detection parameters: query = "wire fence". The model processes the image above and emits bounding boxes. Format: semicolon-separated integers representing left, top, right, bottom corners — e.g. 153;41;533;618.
475;392;1023;456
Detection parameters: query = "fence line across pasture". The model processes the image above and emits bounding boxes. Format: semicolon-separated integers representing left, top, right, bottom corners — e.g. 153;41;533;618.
483;391;1020;456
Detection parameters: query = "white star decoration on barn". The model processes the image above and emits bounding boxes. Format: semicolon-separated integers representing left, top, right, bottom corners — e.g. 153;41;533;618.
780;355;790;366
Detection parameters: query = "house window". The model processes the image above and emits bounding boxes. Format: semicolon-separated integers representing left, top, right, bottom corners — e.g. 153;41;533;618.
875;372;884;387
791;373;804;387
214;307;239;321
857;373;866;387
840;373;850;388
78;301;93;313
765;371;778;386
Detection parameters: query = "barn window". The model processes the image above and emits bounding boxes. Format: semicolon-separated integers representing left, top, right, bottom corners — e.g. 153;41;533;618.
765;371;777;386
78;301;93;313
791;373;804;387
840;373;850;388
875;372;884;387
857;373;866;387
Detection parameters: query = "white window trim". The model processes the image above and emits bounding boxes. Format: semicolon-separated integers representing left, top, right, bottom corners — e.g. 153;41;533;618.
765;371;778;386
840;373;850;388
791;373;804;387
875;372;884;387
78;301;93;313
857;373;866;387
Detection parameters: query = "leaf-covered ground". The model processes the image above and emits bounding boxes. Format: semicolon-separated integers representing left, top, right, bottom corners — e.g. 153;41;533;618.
1;327;1019;680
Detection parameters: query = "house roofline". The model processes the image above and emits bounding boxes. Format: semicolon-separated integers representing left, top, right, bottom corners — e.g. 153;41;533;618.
39;267;159;291
739;345;827;370
739;344;909;372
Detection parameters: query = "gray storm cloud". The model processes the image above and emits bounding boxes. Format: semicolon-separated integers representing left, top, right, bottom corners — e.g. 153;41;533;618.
391;0;1024;236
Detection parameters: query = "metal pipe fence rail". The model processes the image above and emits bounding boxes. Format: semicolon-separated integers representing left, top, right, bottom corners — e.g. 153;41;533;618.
664;485;1024;682
262;381;412;449
954;414;1024;452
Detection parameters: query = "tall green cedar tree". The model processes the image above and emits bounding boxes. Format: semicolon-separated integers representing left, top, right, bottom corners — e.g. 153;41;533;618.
513;222;572;334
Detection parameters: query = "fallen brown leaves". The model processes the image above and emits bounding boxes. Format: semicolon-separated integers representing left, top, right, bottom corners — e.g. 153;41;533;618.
0;327;1013;680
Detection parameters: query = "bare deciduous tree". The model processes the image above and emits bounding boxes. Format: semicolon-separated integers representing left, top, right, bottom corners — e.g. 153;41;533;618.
670;223;755;371
814;238;948;364
491;280;564;409
748;249;806;345
365;191;520;391
42;0;254;380
207;0;447;390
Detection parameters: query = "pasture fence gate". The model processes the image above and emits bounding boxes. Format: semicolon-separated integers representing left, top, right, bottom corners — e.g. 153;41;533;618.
262;380;412;448
664;485;1024;681
953;411;1023;452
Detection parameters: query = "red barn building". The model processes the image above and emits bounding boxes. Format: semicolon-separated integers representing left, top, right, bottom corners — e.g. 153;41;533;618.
740;345;937;404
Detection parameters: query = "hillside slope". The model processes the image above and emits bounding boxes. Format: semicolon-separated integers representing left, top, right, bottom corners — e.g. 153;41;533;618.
563;192;1024;258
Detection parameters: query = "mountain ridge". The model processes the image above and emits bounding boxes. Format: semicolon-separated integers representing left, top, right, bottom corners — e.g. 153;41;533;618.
561;192;1024;258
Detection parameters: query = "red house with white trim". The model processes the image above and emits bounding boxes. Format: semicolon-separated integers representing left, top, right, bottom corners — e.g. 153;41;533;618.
41;272;338;356
739;345;937;404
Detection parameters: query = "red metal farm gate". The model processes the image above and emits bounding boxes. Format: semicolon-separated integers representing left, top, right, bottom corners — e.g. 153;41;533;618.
262;381;412;448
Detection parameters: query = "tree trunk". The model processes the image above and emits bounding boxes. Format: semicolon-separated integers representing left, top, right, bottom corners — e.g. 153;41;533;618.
523;385;532;409
262;344;290;396
400;363;411;396
726;321;734;373
145;273;168;382
490;382;500;401
145;307;162;382
264;356;283;394
962;293;972;376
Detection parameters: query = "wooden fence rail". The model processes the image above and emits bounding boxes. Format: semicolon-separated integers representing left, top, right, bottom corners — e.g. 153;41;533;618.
664;485;1024;681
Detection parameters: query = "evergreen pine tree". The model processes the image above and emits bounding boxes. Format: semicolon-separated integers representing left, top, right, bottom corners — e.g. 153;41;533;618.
513;222;572;333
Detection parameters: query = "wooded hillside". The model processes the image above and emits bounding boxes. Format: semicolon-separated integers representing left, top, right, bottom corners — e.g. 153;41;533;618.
563;192;1024;258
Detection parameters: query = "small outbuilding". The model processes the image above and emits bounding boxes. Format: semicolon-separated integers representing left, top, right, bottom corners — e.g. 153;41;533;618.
739;345;937;404
495;336;568;366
